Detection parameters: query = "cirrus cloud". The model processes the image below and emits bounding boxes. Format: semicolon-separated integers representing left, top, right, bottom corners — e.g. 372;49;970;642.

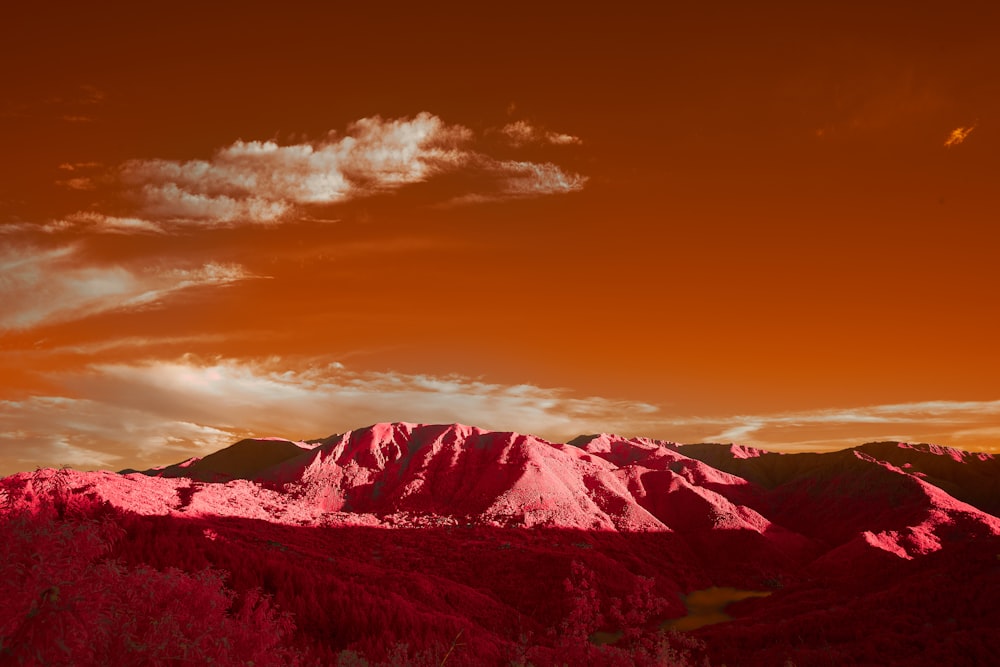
0;244;255;330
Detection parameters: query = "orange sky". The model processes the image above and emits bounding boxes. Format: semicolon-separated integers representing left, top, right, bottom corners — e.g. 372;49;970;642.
2;2;999;474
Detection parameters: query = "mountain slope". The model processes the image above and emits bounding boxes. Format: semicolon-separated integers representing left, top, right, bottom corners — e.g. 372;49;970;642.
2;422;998;666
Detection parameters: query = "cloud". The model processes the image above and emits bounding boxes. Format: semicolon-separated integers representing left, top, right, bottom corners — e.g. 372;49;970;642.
499;120;582;147
57;113;587;229
58;162;103;171
20;333;241;357
54;162;102;191
117;113;471;225
0;396;234;473
56;177;97;190
60;212;166;234
3;85;106;121
0;244;254;330
664;400;1000;452
494;159;588;195
3;355;998;474
77;357;660;440
0;215;162;235
944;124;976;147
0;356;658;473
0;221;73;235
441;159;588;207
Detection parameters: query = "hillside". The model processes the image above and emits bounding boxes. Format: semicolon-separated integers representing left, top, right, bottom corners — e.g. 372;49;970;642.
2;423;998;666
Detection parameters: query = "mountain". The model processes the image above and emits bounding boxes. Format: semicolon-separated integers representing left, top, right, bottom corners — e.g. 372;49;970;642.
2;422;998;666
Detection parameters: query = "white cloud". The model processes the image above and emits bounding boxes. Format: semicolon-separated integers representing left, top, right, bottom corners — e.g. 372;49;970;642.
135;184;292;224
442;158;587;207
62;212;166;234
26;333;239;357
0;220;77;235
494;159;588;195
89;113;587;227
118;113;470;225
499;120;582;147
0;356;658;473
3;355;998;474
2;212;164;235
0;396;235;474
664;400;1000;451
0;244;255;330
76;357;660;440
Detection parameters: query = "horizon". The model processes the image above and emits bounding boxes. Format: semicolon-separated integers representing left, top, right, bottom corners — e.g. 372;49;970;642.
3;2;999;475
11;420;988;477
4;378;997;664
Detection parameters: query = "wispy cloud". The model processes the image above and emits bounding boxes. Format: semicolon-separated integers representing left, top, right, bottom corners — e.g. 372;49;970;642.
944;124;976;147
76;358;659;442
441;158;588;207
70;84;105;106
20;334;242;357
0;217;162;235
2;355;997;474
492;159;587;195
0;396;234;473
3;84;106;121
56;177;97;190
0;244;255;330
0;221;73;235
58;162;103;171
0;356;657;473
58;212;166;235
75;113;588;229
658;400;1000;452
56;85;105;124
55;161;103;191
498;120;582;147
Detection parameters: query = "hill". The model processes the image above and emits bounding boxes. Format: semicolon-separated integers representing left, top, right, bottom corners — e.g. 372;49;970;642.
2;423;998;665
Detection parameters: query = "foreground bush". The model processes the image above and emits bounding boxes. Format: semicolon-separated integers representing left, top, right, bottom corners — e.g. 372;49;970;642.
0;485;300;666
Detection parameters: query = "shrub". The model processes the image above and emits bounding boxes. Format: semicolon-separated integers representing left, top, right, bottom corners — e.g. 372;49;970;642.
0;496;301;666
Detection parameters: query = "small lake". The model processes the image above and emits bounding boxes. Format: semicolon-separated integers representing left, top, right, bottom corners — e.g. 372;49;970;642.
591;586;772;644
663;586;771;632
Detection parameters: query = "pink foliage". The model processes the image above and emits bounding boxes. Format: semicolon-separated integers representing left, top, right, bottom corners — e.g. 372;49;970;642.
0;488;299;666
2;424;998;666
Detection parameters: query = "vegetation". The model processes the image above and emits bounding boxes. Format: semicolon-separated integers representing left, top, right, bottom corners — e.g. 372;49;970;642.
0;471;707;666
2;444;997;667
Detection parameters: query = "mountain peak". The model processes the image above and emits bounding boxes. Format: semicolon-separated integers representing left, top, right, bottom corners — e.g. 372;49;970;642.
155;437;316;482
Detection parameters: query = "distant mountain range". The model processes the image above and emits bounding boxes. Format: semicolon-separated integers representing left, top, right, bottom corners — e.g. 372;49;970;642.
4;423;999;666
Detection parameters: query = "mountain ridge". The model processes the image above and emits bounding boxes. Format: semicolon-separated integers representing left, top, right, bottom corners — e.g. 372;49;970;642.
3;421;998;666
134;422;999;518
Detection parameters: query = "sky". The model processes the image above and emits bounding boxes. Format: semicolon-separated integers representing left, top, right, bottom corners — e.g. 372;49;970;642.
2;2;999;474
